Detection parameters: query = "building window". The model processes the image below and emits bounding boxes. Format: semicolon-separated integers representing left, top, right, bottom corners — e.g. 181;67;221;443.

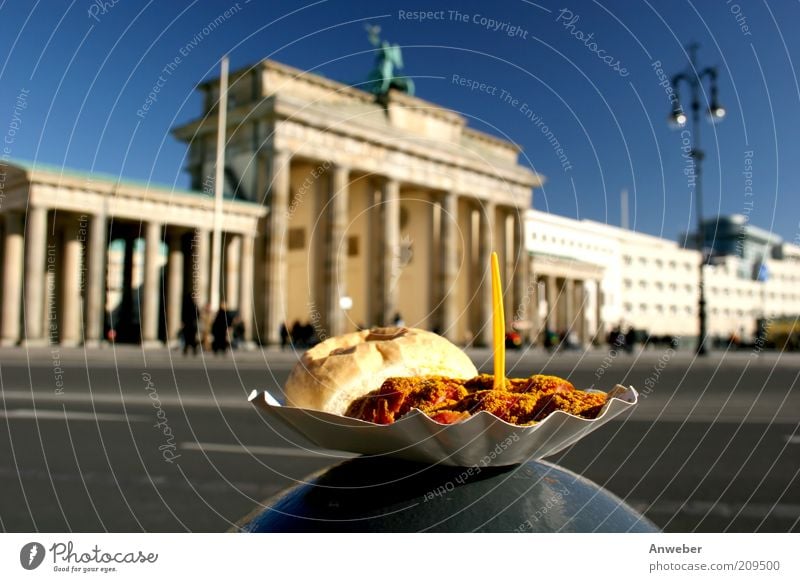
624;302;632;312
670;305;678;315
639;303;648;313
623;278;632;289
347;235;359;257
623;255;632;265
655;282;664;291
288;227;305;250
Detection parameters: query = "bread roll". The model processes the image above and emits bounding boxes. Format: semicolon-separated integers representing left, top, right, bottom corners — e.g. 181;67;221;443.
284;327;478;415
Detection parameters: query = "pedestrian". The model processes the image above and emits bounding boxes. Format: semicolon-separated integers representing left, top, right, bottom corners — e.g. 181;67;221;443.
280;322;289;350
231;315;244;350
290;320;302;347
200;303;213;351
624;327;636;353
181;294;199;356
212;302;231;355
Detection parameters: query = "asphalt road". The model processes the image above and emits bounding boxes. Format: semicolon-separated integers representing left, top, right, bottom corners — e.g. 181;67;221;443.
0;345;798;532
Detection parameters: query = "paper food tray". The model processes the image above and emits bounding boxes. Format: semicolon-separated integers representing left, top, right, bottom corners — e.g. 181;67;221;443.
248;385;637;467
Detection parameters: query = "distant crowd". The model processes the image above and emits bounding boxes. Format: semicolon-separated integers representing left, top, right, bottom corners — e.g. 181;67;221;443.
179;294;245;356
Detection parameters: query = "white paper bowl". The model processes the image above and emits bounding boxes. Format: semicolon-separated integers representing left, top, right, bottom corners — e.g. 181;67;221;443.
248;385;637;467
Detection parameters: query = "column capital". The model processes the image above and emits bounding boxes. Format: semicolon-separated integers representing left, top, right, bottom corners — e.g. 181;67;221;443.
330;163;350;193
380;176;400;189
261;148;291;164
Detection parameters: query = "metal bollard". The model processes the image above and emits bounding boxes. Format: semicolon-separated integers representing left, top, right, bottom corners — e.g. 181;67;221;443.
235;456;659;533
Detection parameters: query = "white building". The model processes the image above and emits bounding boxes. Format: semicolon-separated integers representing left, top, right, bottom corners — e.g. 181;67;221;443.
526;209;800;347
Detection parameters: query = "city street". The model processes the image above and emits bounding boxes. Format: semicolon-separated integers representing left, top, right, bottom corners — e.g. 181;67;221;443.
0;345;798;533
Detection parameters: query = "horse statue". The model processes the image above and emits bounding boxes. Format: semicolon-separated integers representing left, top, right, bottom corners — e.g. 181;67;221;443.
365;24;414;97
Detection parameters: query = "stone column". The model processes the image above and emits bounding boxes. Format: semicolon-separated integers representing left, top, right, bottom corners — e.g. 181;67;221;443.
166;231;184;346
60;219;83;346
365;183;379;326
24;206;48;344
1;213;24;345
574;279;586;346
0;220;3;313
512;211;529;341
564;278;575;337
141;221;162;346
502;212;514;320
44;237;56;344
239;233;255;343
115;235;136;342
530;274;542;345
440;191;459;340
326;165;349;337
595;280;604;340
545;275;558;334
225;234;241;310
381;178;400;326
265;151;290;344
477;201;495;346
191;228;210;308
85;213;107;345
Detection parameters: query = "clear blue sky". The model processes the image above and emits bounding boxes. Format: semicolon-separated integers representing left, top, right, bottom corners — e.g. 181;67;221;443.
2;0;798;243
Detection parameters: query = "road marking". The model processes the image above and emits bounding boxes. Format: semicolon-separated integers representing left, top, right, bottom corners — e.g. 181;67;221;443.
2;392;796;424
0;408;149;422
180;441;357;459
785;435;800;444
1;390;253;410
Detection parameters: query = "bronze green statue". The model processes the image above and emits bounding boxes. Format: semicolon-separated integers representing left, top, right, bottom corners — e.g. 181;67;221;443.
366;24;414;97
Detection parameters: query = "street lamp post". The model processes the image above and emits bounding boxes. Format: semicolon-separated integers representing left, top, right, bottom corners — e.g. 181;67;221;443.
668;42;726;356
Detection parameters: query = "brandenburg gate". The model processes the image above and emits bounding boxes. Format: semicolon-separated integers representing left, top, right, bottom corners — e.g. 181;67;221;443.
0;58;541;347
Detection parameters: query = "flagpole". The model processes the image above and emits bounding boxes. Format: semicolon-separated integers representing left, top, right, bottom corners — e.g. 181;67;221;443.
210;55;229;313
